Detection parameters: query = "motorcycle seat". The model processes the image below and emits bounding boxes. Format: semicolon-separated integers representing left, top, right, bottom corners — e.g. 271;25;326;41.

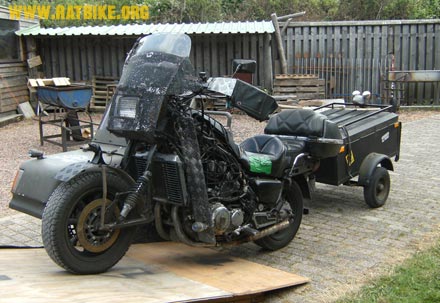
264;109;341;140
239;135;287;177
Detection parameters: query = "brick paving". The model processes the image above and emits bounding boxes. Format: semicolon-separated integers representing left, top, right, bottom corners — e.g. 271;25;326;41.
1;114;440;302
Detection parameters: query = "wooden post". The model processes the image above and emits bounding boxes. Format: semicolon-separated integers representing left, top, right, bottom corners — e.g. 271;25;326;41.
271;13;288;75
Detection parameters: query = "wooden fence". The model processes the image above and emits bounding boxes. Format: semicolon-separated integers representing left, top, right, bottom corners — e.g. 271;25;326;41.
31;19;440;104
277;20;440;104
36;33;273;90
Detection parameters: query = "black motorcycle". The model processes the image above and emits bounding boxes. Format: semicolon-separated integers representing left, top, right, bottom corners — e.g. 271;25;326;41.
10;33;343;274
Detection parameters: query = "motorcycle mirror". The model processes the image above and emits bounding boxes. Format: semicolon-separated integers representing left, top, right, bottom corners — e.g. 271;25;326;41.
29;149;44;159
199;71;207;82
232;59;256;76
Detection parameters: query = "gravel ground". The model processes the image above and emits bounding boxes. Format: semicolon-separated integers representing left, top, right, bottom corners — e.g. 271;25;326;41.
0;109;437;218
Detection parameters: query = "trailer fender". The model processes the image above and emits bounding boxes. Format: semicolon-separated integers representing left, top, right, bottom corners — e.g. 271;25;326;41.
358;153;393;186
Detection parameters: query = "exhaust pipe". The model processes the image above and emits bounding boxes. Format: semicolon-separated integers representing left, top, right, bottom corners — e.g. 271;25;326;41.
171;204;291;247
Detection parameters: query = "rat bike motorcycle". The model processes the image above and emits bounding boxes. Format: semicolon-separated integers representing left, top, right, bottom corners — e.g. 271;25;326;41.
10;33;343;274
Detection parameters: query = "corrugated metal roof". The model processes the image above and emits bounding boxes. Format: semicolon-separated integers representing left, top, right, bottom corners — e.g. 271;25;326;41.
16;21;274;36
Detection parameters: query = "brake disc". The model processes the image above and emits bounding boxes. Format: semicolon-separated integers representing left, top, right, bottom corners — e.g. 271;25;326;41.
77;199;120;253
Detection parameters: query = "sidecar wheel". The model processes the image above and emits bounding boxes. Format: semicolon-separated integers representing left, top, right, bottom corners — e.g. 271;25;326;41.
42;172;136;274
254;181;303;251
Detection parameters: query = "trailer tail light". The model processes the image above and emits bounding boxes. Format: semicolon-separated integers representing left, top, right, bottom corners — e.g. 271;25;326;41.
11;169;24;193
394;122;400;128
339;146;346;153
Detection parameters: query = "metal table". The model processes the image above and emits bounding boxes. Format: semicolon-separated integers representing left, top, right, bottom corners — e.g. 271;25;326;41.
37;85;95;151
385;70;440;106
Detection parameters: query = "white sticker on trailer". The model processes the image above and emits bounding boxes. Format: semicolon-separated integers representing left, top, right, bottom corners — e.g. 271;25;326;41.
381;132;390;143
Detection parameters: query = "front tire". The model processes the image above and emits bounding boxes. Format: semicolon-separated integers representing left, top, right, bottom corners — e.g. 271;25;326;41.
254;181;303;251
42;171;137;274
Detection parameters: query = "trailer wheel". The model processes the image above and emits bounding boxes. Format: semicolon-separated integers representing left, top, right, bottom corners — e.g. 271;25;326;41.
363;167;390;208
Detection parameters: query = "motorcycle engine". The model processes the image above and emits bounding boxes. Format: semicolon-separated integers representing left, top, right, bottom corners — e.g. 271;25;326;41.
211;203;244;234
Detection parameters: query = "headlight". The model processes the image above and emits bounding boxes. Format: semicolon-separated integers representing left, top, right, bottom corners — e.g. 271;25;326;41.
115;96;138;119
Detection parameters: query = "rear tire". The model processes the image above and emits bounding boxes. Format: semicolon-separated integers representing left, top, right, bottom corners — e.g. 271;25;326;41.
254;181;303;251
363;167;390;208
42;172;137;274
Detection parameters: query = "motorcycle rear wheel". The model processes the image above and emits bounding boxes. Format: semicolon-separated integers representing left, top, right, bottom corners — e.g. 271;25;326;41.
254;181;303;251
42;171;136;274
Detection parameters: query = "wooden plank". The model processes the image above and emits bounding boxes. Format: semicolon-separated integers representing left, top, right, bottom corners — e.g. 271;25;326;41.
0;114;23;126
250;34;257;83
0;103;20;113
242;34;249;59
79;37;88;81
211;35;219;76
274;86;325;93
2;84;28;93
274;79;324;87
0;71;28;78
408;24;418;103
86;40;94;80
27;56;42;68
0;248;230;303
71;37;81;81
257;34;264;85
95;39;104;77
0;243;308;303
102;39;111;77
1;89;29;99
110;40;118;77
57;38;67;77
425;24;434;99
416;24;426;102
53;77;70;86
0;77;27;88
234;35;242;64
196;36;204;74
17;102;36;118
263;33;273;90
0;94;30;105
218;36;227;77
128;242;309;295
435;23;440;70
0;65;26;73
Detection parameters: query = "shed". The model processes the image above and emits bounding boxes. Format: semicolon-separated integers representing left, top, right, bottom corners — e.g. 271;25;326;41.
17;21;275;104
0;5;39;116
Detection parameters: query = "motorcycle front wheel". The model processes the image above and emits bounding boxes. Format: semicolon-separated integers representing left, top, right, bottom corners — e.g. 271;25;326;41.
42;171;136;274
254;181;303;251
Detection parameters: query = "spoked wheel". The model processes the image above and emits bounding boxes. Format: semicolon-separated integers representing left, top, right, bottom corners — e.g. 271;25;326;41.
363;167;390;208
254;181;303;251
42;172;137;274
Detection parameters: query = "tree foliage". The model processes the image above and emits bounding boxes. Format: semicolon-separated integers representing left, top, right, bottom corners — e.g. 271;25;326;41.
3;0;439;27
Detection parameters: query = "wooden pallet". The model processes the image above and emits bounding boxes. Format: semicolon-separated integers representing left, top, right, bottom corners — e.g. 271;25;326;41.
90;76;119;110
273;74;325;100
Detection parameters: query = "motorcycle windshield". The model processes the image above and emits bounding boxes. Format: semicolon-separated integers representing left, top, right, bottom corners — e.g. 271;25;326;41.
128;33;191;58
108;33;198;141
